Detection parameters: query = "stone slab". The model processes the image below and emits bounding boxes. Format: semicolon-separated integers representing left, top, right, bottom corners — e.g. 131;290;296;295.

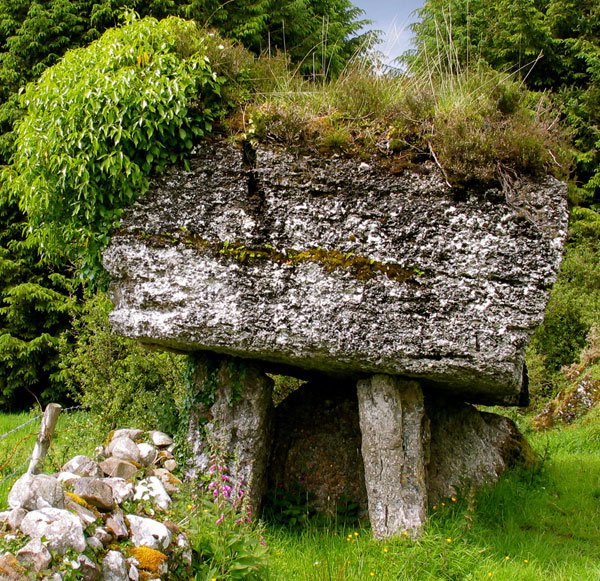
104;141;569;404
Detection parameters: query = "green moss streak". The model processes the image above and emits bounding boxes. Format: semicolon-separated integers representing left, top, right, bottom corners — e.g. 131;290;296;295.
128;230;423;283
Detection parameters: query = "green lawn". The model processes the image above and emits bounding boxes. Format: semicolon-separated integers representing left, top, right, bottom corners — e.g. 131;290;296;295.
264;411;600;580
1;408;599;580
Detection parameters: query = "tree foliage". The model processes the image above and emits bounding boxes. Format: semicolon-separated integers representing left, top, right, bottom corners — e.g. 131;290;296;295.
185;0;375;77
410;0;600;203
4;14;226;280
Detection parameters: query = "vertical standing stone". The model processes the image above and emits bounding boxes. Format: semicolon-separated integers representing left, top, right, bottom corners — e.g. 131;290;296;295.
357;375;429;538
187;354;274;510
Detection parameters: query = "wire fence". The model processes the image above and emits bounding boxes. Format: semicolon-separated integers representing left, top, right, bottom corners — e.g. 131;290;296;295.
0;402;103;491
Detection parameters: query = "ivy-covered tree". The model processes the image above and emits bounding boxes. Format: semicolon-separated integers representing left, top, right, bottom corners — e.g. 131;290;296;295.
0;1;188;410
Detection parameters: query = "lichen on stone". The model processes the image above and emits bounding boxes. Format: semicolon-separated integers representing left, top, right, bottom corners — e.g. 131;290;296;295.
129;545;168;573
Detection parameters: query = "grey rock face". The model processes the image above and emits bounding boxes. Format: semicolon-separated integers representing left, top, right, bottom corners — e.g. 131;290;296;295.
73;478;115;511
8;473;64;511
16;538;52;572
107;437;141;464
20;508;86;554
426;396;534;501
125;515;172;551
100;457;138;479
61;455;103;478
269;379;367;516
102;550;129;581
104;141;568;404
357;376;429;538
187;355;274;509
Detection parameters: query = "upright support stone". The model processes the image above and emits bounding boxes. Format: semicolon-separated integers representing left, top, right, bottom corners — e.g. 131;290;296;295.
357;375;429;538
186;355;274;511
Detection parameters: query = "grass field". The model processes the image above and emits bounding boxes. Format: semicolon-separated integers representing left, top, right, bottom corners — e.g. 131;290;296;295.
1;408;599;580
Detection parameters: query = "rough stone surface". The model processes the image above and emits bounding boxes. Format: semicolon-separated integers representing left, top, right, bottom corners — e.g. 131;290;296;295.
137;443;158;466
426;395;535;501
0;553;27;580
133;476;171;511
64;497;98;527
269;383;536;516
102;550;129;581
357;375;429;538
125;515;172;551
111;428;144;442
8;473;64;511
152;468;182;495
73;478;115;511
20;508;86;554
107;436;141;464
187;355;274;508
104;141;569;405
5;508;27;531
269;379;367;516
100;457;138;479
105;510;128;539
104;478;135;505
16;538;52;572
61;455;103;478
149;431;173;447
77;554;101;580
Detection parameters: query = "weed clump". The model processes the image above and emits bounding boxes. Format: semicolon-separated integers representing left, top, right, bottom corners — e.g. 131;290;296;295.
233;59;571;186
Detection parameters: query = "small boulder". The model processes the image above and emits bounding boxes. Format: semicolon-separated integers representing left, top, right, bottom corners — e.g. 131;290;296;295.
102;550;129;581
104;477;135;504
148;431;173;448
163;459;177;472
20;507;86;554
152;468;182;495
73;478;115;511
105;509;129;539
8;473;65;511
0;508;27;531
93;526;113;546
16;538;52;572
61;455;103;478
55;471;81;485
107;436;141;464
87;536;104;551
0;553;27;580
112;428;144;442
64;495;99;527
137;443;158;466
126;515;172;551
100;457;138;479
77;554;101;580
133;476;171;511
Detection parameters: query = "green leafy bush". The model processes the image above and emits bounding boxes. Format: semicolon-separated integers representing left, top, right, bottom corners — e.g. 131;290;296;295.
58;292;185;435
3;14;226;283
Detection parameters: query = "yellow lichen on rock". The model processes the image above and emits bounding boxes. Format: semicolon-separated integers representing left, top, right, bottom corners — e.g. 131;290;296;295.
129;546;168;573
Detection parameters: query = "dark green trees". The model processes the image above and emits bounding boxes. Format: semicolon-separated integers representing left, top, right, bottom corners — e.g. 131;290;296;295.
186;0;374;77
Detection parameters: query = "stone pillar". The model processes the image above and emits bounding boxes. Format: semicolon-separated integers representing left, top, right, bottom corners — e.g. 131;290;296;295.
186;354;274;511
357;375;429;538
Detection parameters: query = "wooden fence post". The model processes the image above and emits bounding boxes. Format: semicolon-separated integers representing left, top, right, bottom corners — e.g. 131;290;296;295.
27;403;62;475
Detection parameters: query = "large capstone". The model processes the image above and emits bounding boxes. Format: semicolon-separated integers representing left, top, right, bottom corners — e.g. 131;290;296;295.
104;141;568;405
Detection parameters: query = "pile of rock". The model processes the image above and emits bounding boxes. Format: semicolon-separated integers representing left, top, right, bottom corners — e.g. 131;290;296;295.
0;429;188;580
